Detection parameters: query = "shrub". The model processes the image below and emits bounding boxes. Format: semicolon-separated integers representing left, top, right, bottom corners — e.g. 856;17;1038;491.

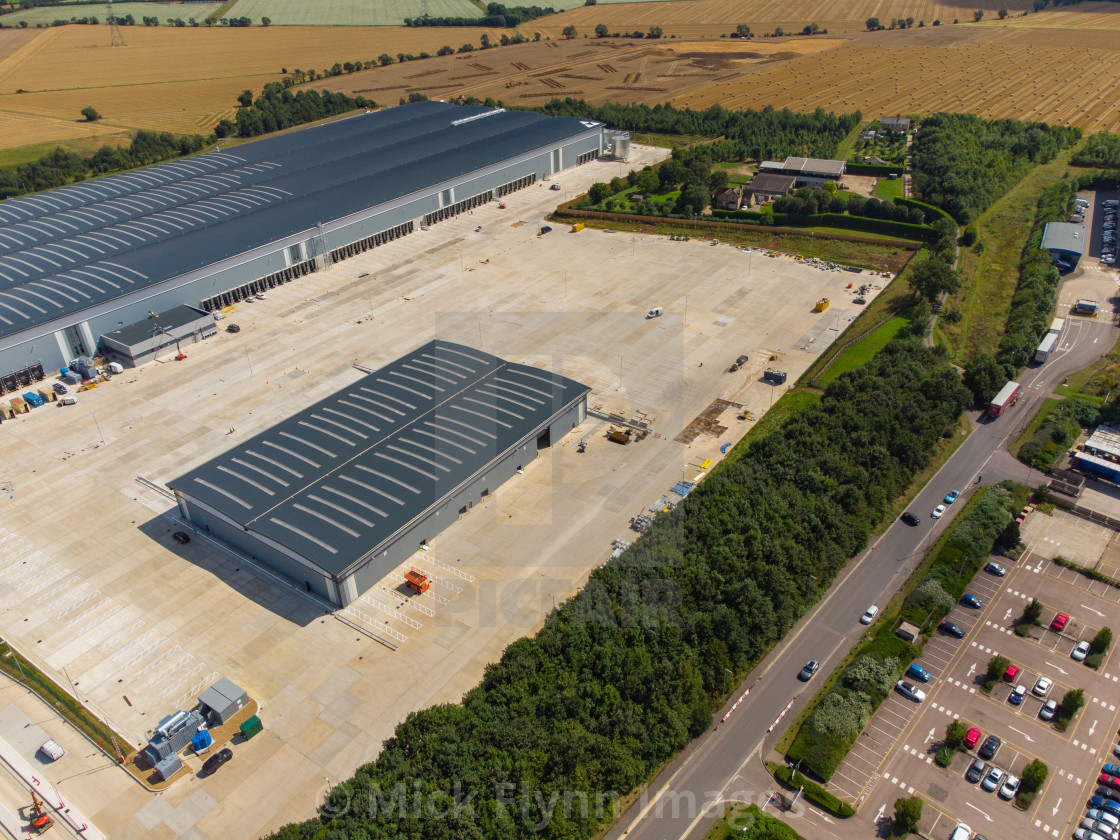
1023;598;1043;624
945;720;966;748
935;745;955;767
906;578;953;613
843;655;901;698
986;654;1010;682
773;766;855;817
893;796;922;834
1091;627;1112;654
1020;758;1048;792
1057;688;1085;721
1086;652;1104;670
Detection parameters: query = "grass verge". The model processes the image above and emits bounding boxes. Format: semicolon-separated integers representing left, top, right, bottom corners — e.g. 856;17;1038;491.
817;316;911;387
0;638;129;760
730;390;821;456
935;148;1077;361
1055;329;1120;399
702;803;809;840
1009;397;1062;458
873;177;905;201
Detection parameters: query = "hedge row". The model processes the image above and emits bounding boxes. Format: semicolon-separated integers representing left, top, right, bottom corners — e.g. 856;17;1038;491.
894;196;955;224
709;209;939;242
845;162;900;176
773;766;855;817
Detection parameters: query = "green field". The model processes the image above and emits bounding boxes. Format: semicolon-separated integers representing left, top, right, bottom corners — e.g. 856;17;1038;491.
227;0;481;25
817;315;911;386
0;1;221;25
873;177;904;201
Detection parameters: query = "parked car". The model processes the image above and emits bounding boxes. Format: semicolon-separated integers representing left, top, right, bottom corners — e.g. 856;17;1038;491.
58;396;77;406
1033;676;1052;696
1040;699;1057;721
1004;664;1021;682
51;382;67;394
1088;810;1120;829
1091;795;1120;816
940;621;965;638
964;727;983;749
979;734;1001;760
945;489;960;504
932;504;946;519
1052;612;1070;631
895;680;926;702
1100;787;1120;804
984;561;1006;576
172;531;190;544
1076;828;1109;840
1101;774;1120;792
961;594;982;608
39;740;65;761
905;664;931;683
860;605;879;625
798;660;819;681
981;766;1005;792
998;774;1019;800
1008;684;1026;705
950;824;972;840
1083;820;1120;840
966;758;987;783
227;323;241;333
1104;764;1120;777
901;512;920;526
201;747;233;777
1075;640;1092;661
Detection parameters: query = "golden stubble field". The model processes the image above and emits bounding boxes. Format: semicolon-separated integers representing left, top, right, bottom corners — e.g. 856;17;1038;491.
0;24;499;151
312;14;1120;135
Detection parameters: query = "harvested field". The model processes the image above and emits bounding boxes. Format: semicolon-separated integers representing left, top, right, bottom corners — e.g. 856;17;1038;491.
531;0;1036;39
0;1;221;27
0;24;498;150
315;24;1120;134
225;0;479;26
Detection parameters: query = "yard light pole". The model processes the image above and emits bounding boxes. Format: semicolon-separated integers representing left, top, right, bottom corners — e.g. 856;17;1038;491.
89;411;104;445
324;776;333;794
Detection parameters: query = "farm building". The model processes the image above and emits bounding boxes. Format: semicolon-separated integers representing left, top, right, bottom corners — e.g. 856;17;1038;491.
758;157;846;187
1041;222;1085;271
168;339;590;607
745;173;797;204
0;102;607;380
879;116;911;132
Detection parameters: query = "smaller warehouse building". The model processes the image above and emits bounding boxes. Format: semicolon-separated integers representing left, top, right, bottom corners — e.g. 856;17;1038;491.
1074;424;1120;482
1041;222;1085;271
745;173;797;204
198;677;248;726
758;157;845;187
100;305;217;368
170;340;590;606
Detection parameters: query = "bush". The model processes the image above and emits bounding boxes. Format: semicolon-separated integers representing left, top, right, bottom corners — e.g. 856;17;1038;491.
986;654;1010;682
1057;688;1085;722
905;577;953;613
773;766;855;817
935;745;955;767
893;796;922;834
787;689;873;779
1091;627;1112;654
80;106;101;121
1086;652;1104;669
1023;598;1043;624
945;720;966;749
843;655;901;698
1020;758;1048;792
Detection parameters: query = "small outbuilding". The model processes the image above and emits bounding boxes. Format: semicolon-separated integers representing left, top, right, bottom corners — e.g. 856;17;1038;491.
1041;222;1085;272
100;305;217;368
896;621;921;643
198;677;249;726
745;173;797;204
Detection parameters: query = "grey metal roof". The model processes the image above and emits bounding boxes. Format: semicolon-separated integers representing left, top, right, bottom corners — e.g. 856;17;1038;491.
198;677;246;711
761;157;846;178
169;340;589;578
747;173;797;193
1042;222;1085;256
0;102;602;341
102;305;211;348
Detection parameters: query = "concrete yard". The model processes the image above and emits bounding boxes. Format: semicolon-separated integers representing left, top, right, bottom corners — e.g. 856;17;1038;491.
0;144;887;840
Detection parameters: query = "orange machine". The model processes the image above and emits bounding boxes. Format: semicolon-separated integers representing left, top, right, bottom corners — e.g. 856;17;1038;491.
404;568;429;594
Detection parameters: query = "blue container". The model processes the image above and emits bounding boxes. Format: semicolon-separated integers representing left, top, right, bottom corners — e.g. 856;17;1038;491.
22;392;44;408
191;730;213;752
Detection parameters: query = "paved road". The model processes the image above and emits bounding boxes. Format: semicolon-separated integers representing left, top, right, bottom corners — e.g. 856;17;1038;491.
604;311;1118;840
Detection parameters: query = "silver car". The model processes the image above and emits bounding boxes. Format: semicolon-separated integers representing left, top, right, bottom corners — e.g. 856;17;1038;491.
981;766;1005;792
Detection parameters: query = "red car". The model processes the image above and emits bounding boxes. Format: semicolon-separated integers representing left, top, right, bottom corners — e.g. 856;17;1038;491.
1101;774;1120;792
964;727;982;749
1004;664;1021;682
1052;613;1070;631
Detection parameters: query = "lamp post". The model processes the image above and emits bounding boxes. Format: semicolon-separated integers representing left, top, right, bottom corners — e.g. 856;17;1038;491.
324;776;333;794
90;411;104;444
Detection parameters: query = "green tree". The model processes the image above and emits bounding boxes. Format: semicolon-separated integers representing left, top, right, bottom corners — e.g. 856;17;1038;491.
378;53;394;65
866;16;880;30
1057;688;1085;720
909;298;932;336
944;720;966;748
80;106;101;122
562;24;577;38
594;23;608;37
480;33;490;48
214;118;234;138
1020;758;1048;792
1092;627;1113;654
1033;0;1048;10
973;9;984;21
998;8;1008;18
437;45;454;55
588;182;610;204
985;654;1010;682
458;43;474;52
261;15;270;25
237;89;253;107
648;25;662;38
1023;598;1043;624
736;23;751;37
962;354;1008;406
906;254;958;302
893;796;922;834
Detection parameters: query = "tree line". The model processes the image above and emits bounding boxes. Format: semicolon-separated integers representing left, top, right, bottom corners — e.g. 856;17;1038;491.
404;3;557;27
0;131;206;198
910;112;1080;223
532;99;861;160
216;84;370;139
1072;131;1120;168
264;340;969;840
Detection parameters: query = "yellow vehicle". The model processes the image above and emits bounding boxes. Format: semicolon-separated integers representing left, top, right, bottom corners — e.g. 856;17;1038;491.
814;298;830;312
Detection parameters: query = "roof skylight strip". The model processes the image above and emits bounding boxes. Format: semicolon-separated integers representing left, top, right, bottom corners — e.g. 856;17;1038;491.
335;399;384;429
267;517;338;554
321;485;389;518
393;439;462;467
380;373;440;397
359;387;412;412
279;429;336;459
408;427;477;455
291;503;360;538
483;381;546;405
344;392;397;423
230;456;289;488
261;439;320;468
461;396;524;421
419;352;476;375
401;362;458;386
353;464;420;495
245;448;304;479
474;385;539;412
431;413;497;440
322;406;378;433
311;411;369;439
373;451;438;481
340;472;406;506
217;465;275;496
450;403;513;429
297;419;360;448
306;493;375;528
193;477;252;509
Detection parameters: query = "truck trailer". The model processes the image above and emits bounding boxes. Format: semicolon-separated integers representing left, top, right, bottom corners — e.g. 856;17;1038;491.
988;381;1021;417
1073;299;1099;316
1035;332;1058;363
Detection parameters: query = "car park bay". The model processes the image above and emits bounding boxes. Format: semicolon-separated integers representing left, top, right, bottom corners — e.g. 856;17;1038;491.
858;527;1120;840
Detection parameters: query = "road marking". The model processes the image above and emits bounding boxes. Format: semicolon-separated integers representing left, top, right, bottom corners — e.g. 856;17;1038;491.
966;802;993;822
1008;726;1035;743
875;804;885;822
968;662;977;677
926;728;935;744
1052;797;1062;816
1046;661;1068;676
1091;720;1098;736
1083;604;1106;617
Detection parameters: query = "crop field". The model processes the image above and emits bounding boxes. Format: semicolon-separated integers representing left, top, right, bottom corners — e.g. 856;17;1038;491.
317;20;1120;135
229;0;481;26
0;2;222;27
532;0;1036;39
0;24;497;150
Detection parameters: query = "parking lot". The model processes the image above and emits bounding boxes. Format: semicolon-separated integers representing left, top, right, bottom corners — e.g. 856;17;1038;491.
856;512;1120;839
1085;188;1118;267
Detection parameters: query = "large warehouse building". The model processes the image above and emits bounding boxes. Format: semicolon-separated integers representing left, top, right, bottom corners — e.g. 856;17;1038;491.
1041;222;1085;272
168;340;589;606
0;101;608;382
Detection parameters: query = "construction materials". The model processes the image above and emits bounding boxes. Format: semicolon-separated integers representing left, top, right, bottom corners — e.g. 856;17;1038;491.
404;568;430;593
607;428;631;445
571;222;585;232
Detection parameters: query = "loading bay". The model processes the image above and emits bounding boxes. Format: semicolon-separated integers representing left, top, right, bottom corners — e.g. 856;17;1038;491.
0;144;889;839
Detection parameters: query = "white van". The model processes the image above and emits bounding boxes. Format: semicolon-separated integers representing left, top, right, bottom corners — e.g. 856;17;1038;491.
646;307;663;319
860;605;879;625
39;740;65;761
